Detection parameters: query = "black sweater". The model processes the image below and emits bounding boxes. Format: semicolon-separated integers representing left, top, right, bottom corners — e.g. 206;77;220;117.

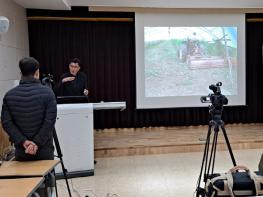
55;72;88;96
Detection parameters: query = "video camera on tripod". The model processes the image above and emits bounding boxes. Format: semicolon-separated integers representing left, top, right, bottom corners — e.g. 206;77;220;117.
200;82;228;122
41;73;72;197
41;74;54;88
195;82;236;197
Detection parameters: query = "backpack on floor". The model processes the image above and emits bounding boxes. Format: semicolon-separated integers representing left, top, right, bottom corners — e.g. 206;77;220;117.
205;166;263;196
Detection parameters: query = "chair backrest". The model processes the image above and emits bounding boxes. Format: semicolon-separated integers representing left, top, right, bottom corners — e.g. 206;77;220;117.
0;122;11;158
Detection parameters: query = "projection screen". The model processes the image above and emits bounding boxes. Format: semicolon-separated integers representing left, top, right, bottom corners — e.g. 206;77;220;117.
135;12;246;109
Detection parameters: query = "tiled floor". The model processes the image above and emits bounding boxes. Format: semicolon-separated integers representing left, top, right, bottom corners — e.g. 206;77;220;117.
57;149;263;197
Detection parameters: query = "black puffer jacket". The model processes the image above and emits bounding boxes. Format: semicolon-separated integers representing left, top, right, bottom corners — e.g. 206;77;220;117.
1;77;57;160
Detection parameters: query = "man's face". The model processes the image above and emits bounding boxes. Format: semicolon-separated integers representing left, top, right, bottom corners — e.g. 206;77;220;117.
69;63;80;76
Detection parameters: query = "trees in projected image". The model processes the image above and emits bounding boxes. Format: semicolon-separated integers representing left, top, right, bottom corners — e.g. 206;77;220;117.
145;27;237;97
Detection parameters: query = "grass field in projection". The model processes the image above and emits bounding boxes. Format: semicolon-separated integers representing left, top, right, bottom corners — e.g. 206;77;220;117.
144;27;237;97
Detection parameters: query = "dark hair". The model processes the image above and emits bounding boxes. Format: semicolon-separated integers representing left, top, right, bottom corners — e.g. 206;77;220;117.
19;57;40;76
70;58;81;66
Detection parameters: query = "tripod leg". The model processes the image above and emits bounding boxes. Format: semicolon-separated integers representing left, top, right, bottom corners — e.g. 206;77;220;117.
211;131;218;175
206;130;218;179
203;128;211;182
53;129;72;197
196;125;212;196
221;126;236;166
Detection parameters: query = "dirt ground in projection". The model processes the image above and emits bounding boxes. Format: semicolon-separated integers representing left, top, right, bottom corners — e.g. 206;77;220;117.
145;40;237;97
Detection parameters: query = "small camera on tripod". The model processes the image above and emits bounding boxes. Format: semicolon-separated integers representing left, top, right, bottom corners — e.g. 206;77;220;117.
196;83;236;197
200;82;228;121
42;74;54;88
200;82;228;106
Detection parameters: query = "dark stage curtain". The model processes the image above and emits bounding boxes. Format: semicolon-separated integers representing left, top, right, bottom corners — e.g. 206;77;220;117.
28;12;263;129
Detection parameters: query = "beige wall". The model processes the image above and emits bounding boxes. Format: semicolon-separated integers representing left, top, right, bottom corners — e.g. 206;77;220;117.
0;0;29;108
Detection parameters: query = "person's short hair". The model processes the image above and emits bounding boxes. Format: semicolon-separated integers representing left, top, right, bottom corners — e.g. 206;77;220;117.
19;57;40;76
70;58;81;66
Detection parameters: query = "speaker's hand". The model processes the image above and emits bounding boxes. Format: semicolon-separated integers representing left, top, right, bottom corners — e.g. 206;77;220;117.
84;89;89;96
62;77;75;83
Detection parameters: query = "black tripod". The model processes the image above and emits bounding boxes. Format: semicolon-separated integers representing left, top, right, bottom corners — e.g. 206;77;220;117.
53;128;72;197
195;117;237;197
41;76;72;196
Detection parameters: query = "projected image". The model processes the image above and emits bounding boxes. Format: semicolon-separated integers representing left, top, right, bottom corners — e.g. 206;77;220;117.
145;27;237;97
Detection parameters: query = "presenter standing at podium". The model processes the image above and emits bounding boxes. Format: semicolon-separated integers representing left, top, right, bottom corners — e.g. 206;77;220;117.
55;58;89;96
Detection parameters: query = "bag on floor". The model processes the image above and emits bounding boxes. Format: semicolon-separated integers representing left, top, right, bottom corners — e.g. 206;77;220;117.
205;166;263;196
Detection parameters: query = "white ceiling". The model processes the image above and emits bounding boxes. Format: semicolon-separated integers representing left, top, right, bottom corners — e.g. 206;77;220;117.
14;0;71;10
13;0;263;10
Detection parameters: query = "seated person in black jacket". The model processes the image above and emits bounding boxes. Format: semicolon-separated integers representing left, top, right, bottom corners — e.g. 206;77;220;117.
55;58;89;96
1;57;57;161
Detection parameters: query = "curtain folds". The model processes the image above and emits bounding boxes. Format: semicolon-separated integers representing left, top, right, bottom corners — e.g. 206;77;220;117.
28;15;263;129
